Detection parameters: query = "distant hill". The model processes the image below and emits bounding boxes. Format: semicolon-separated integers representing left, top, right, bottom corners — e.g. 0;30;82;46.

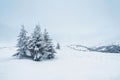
69;44;120;53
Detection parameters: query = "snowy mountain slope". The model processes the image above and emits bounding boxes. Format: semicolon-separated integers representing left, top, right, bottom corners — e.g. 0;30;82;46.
69;44;120;53
67;45;89;51
0;45;120;80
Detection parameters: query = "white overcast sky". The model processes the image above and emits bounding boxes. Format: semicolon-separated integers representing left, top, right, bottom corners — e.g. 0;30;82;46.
0;0;120;45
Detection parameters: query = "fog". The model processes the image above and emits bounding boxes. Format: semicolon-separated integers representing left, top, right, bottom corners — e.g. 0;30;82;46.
0;0;120;45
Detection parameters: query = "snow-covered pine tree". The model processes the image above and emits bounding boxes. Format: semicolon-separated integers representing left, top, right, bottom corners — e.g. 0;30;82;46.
56;42;60;49
16;25;28;58
27;25;45;61
43;29;55;59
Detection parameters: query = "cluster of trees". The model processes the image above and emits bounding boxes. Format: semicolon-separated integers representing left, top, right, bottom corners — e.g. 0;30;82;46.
14;25;56;61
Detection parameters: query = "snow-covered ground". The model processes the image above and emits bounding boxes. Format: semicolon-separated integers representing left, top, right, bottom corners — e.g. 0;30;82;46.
0;44;120;80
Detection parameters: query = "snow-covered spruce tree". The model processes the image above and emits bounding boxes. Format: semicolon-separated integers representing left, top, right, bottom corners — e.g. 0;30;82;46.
27;25;45;61
43;29;55;59
16;25;28;58
56;42;60;49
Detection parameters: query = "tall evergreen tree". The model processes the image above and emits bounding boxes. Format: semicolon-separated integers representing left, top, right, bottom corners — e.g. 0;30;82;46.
16;25;28;58
28;25;45;61
43;29;55;59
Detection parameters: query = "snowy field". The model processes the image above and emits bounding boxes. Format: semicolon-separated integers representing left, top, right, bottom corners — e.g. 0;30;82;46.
0;44;120;80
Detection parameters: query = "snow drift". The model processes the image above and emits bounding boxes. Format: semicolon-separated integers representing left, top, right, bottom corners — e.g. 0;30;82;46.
0;45;120;80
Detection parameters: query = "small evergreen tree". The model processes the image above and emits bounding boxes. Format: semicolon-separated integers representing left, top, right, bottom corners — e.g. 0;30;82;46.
56;42;60;49
16;25;28;58
43;29;55;59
